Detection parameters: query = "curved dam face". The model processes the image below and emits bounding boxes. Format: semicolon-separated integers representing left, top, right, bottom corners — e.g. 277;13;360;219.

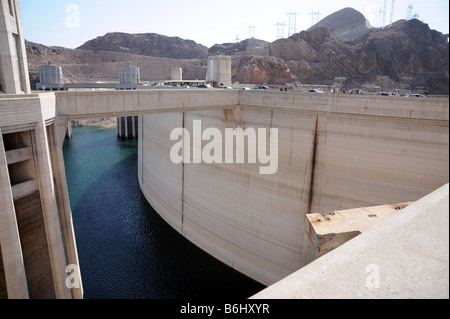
137;92;449;286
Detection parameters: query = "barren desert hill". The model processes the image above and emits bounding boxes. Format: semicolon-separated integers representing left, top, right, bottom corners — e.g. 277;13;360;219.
77;32;209;60
267;17;448;93
308;7;373;40
26;40;208;86
208;38;270;56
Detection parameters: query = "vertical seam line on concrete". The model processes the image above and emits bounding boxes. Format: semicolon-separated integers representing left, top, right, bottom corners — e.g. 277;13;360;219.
307;116;319;216
181;112;185;234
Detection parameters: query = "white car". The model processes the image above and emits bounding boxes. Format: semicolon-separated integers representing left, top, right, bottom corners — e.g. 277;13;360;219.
306;89;324;93
407;93;427;98
195;84;213;89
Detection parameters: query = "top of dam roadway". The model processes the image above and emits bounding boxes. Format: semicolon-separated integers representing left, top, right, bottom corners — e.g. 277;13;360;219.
11;89;447;122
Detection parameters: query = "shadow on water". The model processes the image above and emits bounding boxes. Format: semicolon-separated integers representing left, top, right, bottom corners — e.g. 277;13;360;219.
63;127;265;299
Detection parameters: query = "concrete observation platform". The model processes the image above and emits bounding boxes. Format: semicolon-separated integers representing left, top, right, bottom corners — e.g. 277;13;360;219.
252;183;449;299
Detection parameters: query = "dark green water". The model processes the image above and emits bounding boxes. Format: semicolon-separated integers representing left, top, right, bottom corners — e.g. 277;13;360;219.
63;126;265;299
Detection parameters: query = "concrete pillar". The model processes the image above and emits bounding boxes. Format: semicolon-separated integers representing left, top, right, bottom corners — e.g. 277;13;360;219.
132;116;135;139
116;63;140;139
0;128;29;299
66;121;72;138
206;55;232;88
47;117;83;299
117;117;122;138
171;67;182;81
138;116;143;187
124;117;128;139
32;118;72;299
118;116;138;139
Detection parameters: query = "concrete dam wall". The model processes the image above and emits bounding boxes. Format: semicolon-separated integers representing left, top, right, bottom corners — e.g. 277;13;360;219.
137;92;449;286
1;89;447;297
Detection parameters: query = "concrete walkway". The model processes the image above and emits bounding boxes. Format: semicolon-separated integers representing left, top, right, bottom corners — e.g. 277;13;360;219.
252;183;449;299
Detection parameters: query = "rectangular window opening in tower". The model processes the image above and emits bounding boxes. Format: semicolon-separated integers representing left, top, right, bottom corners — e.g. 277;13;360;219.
8;0;16;18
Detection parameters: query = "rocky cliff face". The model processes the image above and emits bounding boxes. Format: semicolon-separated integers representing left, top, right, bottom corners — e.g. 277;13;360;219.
77;32;209;59
233;56;297;84
353;19;449;93
308;7;373;40
267;18;448;93
25;8;449;94
209;38;269;56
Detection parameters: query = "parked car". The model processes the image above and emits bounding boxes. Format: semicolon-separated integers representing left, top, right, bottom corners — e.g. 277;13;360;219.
253;86;270;90
218;86;233;90
240;87;252;90
195;84;213;89
306;89;325;93
407;93;427;98
376;92;394;96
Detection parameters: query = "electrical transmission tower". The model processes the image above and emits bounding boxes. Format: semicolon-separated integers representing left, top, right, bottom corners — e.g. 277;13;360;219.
382;0;387;27
406;3;419;20
248;25;256;39
374;8;383;27
275;20;287;40
389;0;395;24
406;3;413;20
287;10;300;36
309;10;322;27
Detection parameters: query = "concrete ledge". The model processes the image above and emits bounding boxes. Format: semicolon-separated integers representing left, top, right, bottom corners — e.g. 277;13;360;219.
302;202;412;266
11;180;38;201
5;147;32;165
252;183;449;299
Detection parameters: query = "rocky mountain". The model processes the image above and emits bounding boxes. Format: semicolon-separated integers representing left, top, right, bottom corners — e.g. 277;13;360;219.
233;55;297;84
267;17;448;93
25;8;449;94
308;7;373;40
209;38;269;56
77;32;209;59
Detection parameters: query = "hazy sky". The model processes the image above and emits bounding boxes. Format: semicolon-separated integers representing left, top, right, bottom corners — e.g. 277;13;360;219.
19;0;449;48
